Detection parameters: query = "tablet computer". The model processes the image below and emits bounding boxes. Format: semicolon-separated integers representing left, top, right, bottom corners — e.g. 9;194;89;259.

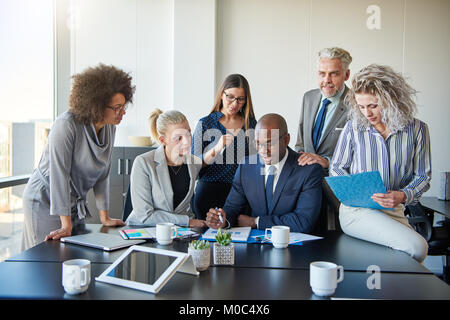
95;245;199;294
60;232;146;251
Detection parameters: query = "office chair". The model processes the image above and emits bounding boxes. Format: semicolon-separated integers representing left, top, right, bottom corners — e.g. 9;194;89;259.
122;184;133;222
405;203;450;284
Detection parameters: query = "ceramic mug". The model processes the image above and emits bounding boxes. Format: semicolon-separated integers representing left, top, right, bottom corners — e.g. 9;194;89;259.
310;261;344;297
264;225;290;249
156;222;178;245
62;259;91;295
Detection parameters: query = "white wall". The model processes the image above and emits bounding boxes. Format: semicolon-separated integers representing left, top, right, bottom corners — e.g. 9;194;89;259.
66;0;450;197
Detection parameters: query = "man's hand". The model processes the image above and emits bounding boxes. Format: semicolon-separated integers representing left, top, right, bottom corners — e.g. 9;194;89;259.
205;208;227;229
237;215;257;228
371;190;407;208
297;152;329;168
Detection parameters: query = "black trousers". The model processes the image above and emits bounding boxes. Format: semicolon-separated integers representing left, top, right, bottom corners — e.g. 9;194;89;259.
193;181;232;220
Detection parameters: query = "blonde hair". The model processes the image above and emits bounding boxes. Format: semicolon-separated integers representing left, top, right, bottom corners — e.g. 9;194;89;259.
318;47;353;70
148;108;188;143
346;64;417;132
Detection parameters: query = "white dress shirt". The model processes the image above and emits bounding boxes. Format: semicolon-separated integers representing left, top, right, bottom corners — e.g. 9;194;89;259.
256;149;289;228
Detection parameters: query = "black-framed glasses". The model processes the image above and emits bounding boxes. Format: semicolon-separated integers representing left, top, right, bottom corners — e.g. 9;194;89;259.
254;133;287;150
106;104;128;113
223;92;246;104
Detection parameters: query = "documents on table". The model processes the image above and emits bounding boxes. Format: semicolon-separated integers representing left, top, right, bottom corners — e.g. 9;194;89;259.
200;227;322;245
119;227;198;240
201;227;252;242
325;171;393;210
250;230;322;245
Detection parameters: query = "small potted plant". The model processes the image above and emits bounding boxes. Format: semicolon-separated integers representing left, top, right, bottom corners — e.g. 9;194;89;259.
213;228;234;265
188;240;211;271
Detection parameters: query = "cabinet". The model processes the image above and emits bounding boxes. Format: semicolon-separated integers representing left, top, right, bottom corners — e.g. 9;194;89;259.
85;146;155;223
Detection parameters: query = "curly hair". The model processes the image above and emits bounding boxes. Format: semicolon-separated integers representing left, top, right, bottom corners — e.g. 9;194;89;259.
345;64;417;132
69;64;135;125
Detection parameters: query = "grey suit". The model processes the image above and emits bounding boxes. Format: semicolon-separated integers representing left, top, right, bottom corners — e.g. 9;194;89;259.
295;86;349;160
294;86;349;231
126;145;202;226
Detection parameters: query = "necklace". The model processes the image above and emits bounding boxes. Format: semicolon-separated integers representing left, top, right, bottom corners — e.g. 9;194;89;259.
169;164;184;175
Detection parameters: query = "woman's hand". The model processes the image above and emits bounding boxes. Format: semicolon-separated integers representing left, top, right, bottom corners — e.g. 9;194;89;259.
45;226;72;241
189;219;207;228
371;190;407;208
213;134;234;155
45;215;72;241
99;210;126;227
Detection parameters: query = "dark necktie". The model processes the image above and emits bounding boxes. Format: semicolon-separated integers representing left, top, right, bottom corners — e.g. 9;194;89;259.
312;98;331;151
265;165;276;211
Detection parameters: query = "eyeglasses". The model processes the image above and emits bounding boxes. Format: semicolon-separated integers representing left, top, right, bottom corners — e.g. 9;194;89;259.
223;92;246;104
254;133;287;150
106;104;128;113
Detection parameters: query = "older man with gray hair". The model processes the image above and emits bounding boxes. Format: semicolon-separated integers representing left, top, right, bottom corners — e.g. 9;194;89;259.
294;47;352;230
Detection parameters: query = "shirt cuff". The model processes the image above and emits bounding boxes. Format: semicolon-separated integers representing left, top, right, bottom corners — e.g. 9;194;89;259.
255;216;260;229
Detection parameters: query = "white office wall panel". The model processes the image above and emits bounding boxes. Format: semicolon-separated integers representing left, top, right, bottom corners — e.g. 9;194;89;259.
173;0;216;131
309;0;404;89
216;0;309;147
403;0;450;196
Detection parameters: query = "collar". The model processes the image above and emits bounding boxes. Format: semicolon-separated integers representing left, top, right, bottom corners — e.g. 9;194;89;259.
264;148;289;175
321;86;346;104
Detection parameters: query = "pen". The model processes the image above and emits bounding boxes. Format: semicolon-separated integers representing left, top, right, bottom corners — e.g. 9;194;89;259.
215;207;224;224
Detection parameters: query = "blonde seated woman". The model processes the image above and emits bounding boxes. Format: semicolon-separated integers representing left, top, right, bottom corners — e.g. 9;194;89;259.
330;64;431;263
125;109;207;227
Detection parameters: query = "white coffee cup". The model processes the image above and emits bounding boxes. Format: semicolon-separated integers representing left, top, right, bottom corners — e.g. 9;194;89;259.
62;259;91;295
156;222;178;245
310;261;344;297
264;225;290;249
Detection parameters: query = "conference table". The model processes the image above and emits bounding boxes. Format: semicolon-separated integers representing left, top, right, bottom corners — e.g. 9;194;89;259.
1;224;449;302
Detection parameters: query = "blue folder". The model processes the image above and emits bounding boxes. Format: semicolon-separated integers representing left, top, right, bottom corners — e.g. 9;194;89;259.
325;171;393;210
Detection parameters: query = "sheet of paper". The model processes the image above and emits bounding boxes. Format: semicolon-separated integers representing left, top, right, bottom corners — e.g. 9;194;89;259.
201;227;251;242
325;171;393;210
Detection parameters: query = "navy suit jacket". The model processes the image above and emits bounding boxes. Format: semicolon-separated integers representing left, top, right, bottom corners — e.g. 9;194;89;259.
223;147;323;233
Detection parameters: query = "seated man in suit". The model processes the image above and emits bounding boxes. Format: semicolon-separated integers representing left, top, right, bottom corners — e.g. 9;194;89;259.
205;113;323;233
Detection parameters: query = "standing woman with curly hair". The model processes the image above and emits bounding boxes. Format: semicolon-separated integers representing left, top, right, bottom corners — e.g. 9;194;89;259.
21;64;135;250
329;64;431;263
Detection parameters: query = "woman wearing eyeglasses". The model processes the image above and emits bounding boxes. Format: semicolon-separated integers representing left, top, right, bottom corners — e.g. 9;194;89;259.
191;74;257;219
21;64;135;250
125;109;206;227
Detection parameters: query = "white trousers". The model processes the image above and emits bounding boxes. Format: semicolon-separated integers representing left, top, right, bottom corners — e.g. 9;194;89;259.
339;203;428;263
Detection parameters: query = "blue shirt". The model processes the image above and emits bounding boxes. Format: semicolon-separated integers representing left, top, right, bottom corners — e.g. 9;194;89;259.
330;118;432;205
191;112;257;184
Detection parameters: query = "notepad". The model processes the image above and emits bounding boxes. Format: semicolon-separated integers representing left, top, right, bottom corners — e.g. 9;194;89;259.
119;227;198;240
201;227;251;242
325;171;393;210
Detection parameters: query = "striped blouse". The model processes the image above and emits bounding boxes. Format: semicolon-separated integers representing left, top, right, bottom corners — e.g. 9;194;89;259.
329;118;432;205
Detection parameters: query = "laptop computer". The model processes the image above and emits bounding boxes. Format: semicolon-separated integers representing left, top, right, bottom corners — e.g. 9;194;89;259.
60;232;146;251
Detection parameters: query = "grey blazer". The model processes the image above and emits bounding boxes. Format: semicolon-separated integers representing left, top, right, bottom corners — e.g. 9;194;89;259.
126;145;203;226
294;86;349;160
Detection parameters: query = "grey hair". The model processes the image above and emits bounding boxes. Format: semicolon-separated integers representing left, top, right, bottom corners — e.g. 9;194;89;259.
318;47;353;70
345;64;418;132
148;108;188;143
